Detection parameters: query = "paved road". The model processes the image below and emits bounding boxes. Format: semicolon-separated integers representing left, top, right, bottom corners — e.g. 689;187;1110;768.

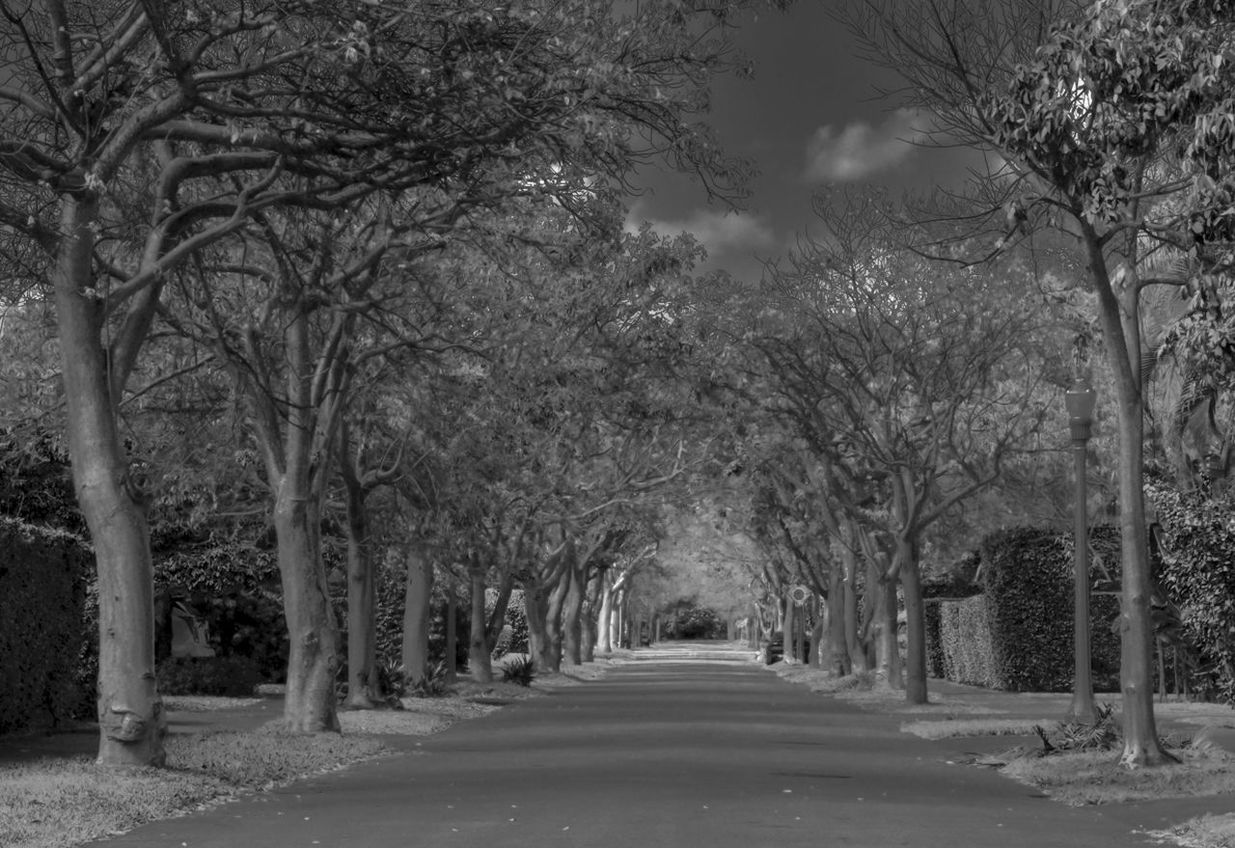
90;647;1218;848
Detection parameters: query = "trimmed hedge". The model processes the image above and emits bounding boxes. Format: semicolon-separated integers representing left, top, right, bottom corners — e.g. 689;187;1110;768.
939;595;999;686
0;517;93;733
932;526;1120;692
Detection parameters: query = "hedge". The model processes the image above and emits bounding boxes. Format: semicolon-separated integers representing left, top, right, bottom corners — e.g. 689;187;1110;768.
932;526;1120;692
0;517;93;733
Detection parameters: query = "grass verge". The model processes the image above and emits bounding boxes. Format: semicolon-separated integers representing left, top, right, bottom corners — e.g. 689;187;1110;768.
0;730;387;848
1142;813;1235;848
1000;744;1235;806
901;718;1048;739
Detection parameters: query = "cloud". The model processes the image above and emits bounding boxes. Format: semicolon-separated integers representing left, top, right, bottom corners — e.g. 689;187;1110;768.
627;208;776;254
803;109;929;182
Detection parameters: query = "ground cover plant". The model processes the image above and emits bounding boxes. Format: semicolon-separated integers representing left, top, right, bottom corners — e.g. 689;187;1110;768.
0;657;619;848
0;731;387;848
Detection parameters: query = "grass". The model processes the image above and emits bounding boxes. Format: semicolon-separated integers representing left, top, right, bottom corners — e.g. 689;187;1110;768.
1143;813;1235;848
0;729;388;848
0;659;624;848
901;718;1048;739
1000;744;1235;806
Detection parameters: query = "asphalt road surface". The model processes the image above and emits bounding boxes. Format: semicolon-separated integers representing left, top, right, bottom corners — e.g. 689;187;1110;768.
92;645;1196;848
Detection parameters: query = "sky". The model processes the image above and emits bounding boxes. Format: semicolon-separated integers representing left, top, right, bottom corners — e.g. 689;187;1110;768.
626;3;979;282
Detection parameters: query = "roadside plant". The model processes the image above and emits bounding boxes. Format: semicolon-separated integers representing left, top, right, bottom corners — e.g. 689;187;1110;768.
408;661;451;698
501;656;537;688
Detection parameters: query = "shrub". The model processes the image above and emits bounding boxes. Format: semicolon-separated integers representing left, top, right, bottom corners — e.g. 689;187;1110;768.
501;656;536;687
932;527;1121;692
155;544;288;682
407;661;450;698
156;656;264;697
1150;483;1235;702
0;517;92;733
939;596;999;687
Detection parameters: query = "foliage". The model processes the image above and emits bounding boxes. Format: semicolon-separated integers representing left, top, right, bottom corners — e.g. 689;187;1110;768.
932;528;1120;692
501;656;537;687
924;603;946;679
1041;703;1121;754
155;657;264;698
0;429;81;534
154;544;288;682
938;595;999;688
407;661;451;698
375;659;409;704
661;600;727;639
1150;483;1235;702
0;518;92;733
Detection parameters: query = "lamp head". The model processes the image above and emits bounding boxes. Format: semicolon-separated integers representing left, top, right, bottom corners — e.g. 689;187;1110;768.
1065;380;1097;424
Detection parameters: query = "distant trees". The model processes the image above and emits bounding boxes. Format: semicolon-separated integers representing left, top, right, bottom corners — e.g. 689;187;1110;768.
0;0;765;765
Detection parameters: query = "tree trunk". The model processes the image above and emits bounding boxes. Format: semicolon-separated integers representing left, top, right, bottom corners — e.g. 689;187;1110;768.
875;577;902;688
1083;230;1173;766
486;572;515;653
444;587;458;684
562;562;585;666
545;574;569;672
468;568;493;683
900;538;928;705
828;570;850;676
54;197;166;766
524;578;555;671
581;572;602;663
343;481;376;709
808;599;825;668
273;491;340;732
401;544;434;686
597;575;614;654
610;590;622;651
783;593;798;662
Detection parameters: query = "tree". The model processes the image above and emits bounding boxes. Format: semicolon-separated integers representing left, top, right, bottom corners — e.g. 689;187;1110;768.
845;0;1235;764
0;0;766;760
745;199;1050;702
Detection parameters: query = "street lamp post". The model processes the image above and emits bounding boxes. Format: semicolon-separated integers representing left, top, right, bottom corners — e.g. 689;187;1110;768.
1065;378;1098;724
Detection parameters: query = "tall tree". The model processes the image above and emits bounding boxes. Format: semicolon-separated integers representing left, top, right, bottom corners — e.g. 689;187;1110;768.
850;0;1235;764
0;0;765;759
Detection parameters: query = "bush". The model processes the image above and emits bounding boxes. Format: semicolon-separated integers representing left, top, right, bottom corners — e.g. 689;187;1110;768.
156;656;264;697
0;517;92;733
501;656;536;687
1150;484;1235;702
407;660;450;698
939;595;999;687
155;544;288;682
932;527;1120;692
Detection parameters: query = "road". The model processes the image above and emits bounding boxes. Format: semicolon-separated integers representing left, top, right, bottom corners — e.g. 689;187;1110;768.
93;645;1197;847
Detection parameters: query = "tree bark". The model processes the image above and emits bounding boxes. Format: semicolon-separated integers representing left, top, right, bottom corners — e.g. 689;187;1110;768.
54;197;165;766
524;576;555;671
342;476;376;709
401;544;434;686
596;574;614;654
808;598;825;668
468;568;493;683
273;490;341;732
581;572;602;663
874;576;902;688
1082;228;1174;766
562;561;585;666
444;587;458;684
899;537;928;705
828;570;850;676
782;592;797;663
545;573;570;671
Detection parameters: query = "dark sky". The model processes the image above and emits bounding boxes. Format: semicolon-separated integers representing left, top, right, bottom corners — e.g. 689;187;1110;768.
626;3;980;281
